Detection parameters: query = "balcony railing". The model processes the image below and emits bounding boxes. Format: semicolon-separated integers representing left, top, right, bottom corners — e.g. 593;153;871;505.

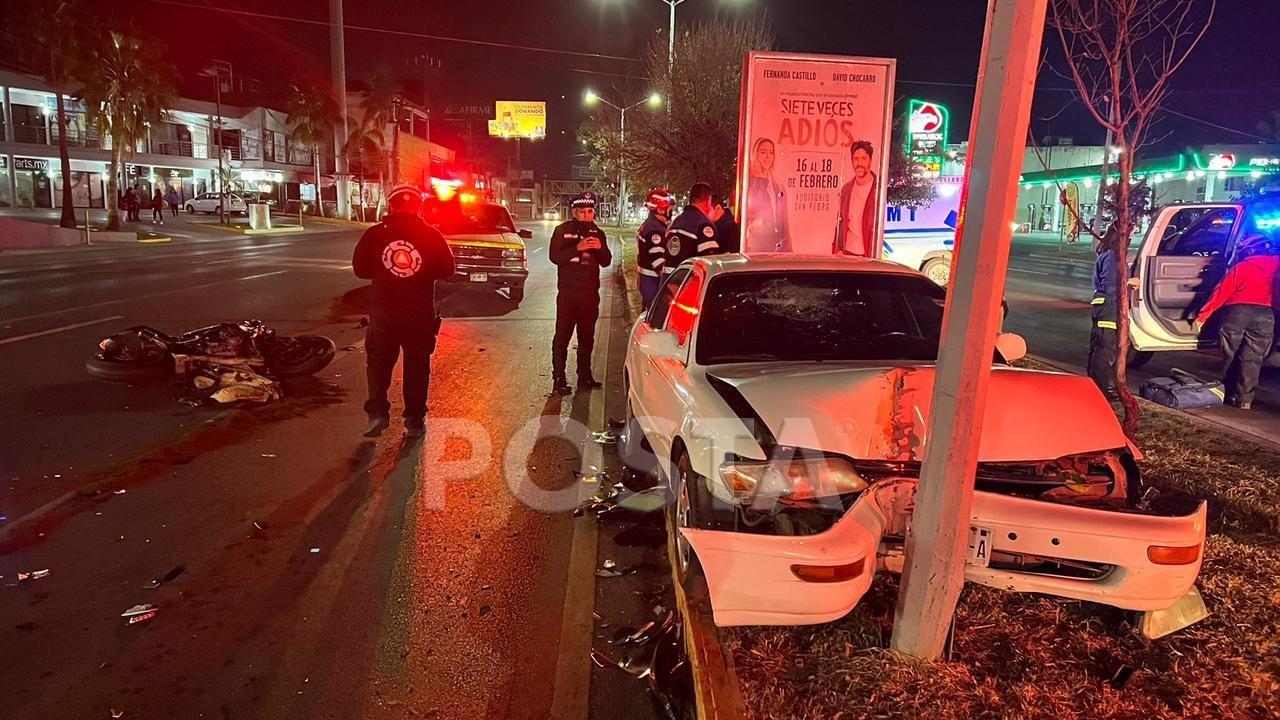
12;125;49;144
151;140;198;158
50;127;103;149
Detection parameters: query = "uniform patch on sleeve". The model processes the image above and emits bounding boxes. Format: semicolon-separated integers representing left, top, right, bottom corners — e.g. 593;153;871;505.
702;225;715;238
669;237;682;256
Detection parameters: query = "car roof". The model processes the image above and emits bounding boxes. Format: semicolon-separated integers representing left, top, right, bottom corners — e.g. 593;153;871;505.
690;253;927;279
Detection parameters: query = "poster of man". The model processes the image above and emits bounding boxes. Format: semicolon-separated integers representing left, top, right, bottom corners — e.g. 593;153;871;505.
736;52;894;256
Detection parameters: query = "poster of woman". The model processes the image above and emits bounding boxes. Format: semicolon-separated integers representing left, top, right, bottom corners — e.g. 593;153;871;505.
736;52;894;256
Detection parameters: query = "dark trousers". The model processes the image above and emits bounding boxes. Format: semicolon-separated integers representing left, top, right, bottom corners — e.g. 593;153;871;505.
1218;304;1275;405
152;207;163;221
169;202;179;217
365;319;437;420
1088;326;1119;397
552;289;600;380
638;274;661;309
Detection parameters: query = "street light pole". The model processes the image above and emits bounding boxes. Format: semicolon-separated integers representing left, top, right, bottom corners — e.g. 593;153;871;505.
584;90;662;228
212;68;226;225
664;0;685;70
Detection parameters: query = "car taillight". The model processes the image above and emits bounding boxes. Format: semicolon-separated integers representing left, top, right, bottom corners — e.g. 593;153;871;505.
791;559;865;583
666;271;703;343
1147;544;1201;565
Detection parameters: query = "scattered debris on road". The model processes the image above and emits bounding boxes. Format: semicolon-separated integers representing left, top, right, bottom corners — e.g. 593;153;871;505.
310;547;320;554
17;569;51;583
185;366;283;405
595;559;638;578
113;489;127;495
121;604;158;625
591;429;620;445
260;453;278;458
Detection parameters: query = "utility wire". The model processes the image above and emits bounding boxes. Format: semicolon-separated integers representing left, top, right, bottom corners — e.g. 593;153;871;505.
142;0;643;63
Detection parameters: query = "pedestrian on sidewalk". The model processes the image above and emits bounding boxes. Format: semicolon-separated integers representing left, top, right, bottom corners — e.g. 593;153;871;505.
1193;234;1280;410
636;188;673;309
165;186;180;217
549;192;612;395
1087;230;1120;398
352;184;456;438
151;188;165;224
124;187;139;222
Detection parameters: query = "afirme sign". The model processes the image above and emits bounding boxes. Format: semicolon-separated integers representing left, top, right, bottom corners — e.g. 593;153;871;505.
13;157;49;171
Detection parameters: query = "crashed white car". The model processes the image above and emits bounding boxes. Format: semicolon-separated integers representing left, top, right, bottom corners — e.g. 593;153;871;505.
622;254;1206;627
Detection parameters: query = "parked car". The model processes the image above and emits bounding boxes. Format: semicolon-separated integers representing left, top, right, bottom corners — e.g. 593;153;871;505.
185;192;248;215
622;253;1206;627
1127;198;1280;367
422;196;531;304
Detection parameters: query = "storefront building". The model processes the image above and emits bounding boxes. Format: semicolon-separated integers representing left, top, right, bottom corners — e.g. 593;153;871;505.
1;69;322;213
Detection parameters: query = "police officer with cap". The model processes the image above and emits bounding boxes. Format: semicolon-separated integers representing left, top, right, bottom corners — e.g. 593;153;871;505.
352;184;456;437
637;188;673;308
663;182;721;277
549;192;612;395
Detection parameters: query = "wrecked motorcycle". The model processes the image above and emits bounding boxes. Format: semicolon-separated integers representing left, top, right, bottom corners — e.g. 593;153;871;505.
86;320;336;383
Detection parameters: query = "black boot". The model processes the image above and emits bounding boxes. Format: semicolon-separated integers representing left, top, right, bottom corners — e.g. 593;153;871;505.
552;376;572;396
577;373;602;389
363;414;390;438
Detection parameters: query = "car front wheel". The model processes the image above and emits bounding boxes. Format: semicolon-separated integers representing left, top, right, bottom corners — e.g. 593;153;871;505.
185;205;195;214
671;452;708;596
922;257;951;287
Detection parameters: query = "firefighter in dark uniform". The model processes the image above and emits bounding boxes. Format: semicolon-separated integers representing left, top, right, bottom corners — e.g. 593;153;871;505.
636;188;673;308
549;192;612;395
663;182;721;277
1087;232;1119;398
352;184;456;438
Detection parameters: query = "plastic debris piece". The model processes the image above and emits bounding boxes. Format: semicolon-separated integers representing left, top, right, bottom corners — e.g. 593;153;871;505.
260;453;277;458
253;522;265;531
143;580;161;590
310;547;320;554
591;430;620;445
18;569;50;582
111;709;125;718
113;489;127;495
590;647;652;679
479;605;492;617
121;604;158;625
162;566;185;583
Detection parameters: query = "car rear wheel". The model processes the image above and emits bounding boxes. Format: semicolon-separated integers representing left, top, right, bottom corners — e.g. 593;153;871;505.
185;204;195;214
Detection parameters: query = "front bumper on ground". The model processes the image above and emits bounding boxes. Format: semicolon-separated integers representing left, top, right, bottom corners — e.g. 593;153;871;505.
682;480;1206;627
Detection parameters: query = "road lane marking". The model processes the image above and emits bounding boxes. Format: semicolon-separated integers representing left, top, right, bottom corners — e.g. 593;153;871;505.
1010;267;1052;276
0;315;126;346
0;271;287;325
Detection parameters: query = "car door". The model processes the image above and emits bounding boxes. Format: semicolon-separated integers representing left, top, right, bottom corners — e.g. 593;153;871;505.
1132;204;1241;350
629;268;690;445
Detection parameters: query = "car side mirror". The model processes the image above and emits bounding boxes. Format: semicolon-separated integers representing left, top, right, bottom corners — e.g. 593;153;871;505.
638;330;684;361
995;332;1027;362
517;229;533;239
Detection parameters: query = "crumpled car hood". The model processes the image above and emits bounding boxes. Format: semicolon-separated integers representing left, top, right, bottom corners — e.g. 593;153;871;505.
705;362;1126;462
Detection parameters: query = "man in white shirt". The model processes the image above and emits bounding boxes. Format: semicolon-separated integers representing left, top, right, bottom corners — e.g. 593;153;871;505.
832;141;879;256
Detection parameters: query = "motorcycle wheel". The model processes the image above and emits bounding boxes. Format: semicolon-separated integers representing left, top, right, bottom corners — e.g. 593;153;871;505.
264;335;337;378
86;340;175;382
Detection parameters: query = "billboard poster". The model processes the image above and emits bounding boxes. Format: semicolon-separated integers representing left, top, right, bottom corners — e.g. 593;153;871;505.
487;101;547;140
736;52;895;256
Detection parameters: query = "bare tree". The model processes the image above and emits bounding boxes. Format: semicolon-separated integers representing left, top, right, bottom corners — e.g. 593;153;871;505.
1047;0;1215;437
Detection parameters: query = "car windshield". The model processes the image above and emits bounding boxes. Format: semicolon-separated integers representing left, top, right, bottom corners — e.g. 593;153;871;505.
695;271;947;365
423;201;515;234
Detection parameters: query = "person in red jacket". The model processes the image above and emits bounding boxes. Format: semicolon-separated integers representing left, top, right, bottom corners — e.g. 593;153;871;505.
1193;235;1280;409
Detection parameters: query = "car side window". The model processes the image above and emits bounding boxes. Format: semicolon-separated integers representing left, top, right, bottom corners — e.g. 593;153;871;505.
1158;208;1239;257
646;269;690;329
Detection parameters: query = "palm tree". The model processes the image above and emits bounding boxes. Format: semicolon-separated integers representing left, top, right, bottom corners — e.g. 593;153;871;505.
345;69;403;219
343;117;389;220
20;0;90;229
284;79;340;217
77;30;177;231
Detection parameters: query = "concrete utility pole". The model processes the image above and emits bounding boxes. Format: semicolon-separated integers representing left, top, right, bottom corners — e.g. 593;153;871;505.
890;0;1049;660
330;0;351;220
662;0;685;71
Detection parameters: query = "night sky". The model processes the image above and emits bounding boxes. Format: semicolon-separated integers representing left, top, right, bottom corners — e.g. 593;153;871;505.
120;0;1279;174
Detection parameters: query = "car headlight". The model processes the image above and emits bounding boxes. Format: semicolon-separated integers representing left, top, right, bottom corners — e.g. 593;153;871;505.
719;455;867;504
502;248;524;259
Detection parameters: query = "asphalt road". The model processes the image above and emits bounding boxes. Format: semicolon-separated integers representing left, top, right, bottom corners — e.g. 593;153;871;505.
1003;241;1280;444
0;218;668;719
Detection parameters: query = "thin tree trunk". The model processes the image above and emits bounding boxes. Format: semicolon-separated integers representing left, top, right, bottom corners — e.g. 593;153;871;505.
1112;152;1141;438
105;141;121;232
314;148;325;218
54;89;76;229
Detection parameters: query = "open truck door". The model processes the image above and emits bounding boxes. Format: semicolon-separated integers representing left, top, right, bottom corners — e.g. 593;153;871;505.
1130;204;1242;353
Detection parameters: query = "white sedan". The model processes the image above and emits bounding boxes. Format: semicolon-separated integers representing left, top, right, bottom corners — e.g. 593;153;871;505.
185;192;247;215
622;254;1206;627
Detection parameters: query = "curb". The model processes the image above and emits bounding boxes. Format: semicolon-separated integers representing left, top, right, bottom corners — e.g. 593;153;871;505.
189;222;307;236
310;216;377;228
667;513;748;719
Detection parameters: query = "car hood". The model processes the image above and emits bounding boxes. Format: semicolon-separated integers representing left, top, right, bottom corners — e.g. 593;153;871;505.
704;362;1126;462
445;232;523;249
